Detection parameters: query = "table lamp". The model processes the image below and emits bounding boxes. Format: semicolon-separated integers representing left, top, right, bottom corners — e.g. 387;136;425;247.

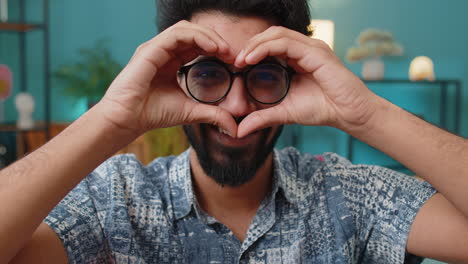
310;19;335;50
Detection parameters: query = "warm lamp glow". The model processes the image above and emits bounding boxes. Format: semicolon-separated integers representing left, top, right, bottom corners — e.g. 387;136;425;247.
409;56;435;81
310;19;335;50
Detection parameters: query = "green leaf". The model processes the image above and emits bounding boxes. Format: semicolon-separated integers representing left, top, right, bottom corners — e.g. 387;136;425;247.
53;38;123;101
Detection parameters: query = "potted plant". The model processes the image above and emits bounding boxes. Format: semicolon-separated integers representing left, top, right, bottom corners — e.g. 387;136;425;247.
54;39;122;108
346;29;404;80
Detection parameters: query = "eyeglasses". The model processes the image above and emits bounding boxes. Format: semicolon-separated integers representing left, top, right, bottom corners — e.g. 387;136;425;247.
178;60;295;104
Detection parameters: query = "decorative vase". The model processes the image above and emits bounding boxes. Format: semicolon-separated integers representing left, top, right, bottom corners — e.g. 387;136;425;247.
15;92;35;129
0;64;12;123
362;57;385;80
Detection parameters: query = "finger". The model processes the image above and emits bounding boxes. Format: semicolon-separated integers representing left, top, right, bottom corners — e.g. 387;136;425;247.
235;26;324;67
159;48;200;80
241;38;330;73
157;27;222;64
184;102;238;138
117;27;226;90
162;21;235;63
237;105;291;138
186;22;235;61
162;45;225;80
235;26;308;67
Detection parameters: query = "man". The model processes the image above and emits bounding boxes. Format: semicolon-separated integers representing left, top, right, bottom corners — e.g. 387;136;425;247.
2;0;468;263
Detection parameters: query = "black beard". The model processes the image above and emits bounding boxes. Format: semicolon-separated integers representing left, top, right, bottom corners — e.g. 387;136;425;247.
183;123;283;187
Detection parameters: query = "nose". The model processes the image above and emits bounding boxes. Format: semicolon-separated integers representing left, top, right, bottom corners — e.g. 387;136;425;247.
217;76;256;118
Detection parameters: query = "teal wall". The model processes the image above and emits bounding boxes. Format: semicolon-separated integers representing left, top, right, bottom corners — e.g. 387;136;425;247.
1;0;465;170
1;0;466;143
279;0;468;173
0;0;157;121
0;1;462;263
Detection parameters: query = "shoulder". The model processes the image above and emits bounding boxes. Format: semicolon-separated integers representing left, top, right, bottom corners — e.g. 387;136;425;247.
274;147;337;202
274;147;352;185
274;147;433;203
79;153;182;213
87;153;177;187
274;148;368;196
274;147;325;177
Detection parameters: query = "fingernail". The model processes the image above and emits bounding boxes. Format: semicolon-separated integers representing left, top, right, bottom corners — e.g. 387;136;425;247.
236;50;245;64
245;53;254;64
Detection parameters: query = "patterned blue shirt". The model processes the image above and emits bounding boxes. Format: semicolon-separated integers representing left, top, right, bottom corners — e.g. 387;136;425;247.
45;147;436;263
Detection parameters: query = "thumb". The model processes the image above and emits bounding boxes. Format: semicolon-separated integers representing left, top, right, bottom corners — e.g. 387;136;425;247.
238;106;290;138
184;103;238;137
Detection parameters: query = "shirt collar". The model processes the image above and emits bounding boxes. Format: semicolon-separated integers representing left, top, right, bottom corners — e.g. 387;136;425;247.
272;148;302;204
168;148;299;221
168;149;194;220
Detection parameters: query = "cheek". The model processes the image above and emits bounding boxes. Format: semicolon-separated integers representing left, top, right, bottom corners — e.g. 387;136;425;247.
192;124;203;138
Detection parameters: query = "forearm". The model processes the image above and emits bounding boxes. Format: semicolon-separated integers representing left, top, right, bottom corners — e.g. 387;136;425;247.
0;104;137;261
347;96;468;215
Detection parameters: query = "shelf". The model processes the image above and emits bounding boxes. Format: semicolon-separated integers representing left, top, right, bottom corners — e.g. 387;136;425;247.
363;79;461;84
0;0;51;165
0;123;48;132
0;22;44;32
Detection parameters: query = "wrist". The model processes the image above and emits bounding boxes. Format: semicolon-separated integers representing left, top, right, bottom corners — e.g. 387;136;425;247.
339;95;394;138
90;101;143;143
53;105;141;162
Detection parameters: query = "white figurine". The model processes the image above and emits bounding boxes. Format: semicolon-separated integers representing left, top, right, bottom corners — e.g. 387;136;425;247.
409;56;435;81
15;92;35;129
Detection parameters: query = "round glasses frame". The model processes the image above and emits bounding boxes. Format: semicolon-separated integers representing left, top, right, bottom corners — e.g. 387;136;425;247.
178;60;295;105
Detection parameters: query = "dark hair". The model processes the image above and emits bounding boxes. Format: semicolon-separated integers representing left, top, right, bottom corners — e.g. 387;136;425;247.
156;0;312;36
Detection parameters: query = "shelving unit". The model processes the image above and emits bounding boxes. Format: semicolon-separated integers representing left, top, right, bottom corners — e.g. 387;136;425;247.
0;22;44;32
346;79;463;172
0;0;50;164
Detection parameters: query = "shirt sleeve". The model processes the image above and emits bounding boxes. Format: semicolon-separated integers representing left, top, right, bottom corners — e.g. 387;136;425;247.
323;153;437;264
43;171;111;263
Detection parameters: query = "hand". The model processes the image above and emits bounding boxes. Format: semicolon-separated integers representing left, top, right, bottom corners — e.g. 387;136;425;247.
95;21;238;138
234;26;380;138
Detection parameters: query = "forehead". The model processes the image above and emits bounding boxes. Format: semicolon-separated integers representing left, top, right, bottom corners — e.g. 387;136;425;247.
190;11;273;54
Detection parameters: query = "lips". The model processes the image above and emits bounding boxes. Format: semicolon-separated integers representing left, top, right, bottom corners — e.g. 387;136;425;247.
206;124;262;147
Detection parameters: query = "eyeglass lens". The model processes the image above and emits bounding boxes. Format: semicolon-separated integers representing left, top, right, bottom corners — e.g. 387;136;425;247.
186;61;289;104
187;61;230;103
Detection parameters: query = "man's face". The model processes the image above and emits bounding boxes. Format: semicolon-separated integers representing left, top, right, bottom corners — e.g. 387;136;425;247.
182;12;284;187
